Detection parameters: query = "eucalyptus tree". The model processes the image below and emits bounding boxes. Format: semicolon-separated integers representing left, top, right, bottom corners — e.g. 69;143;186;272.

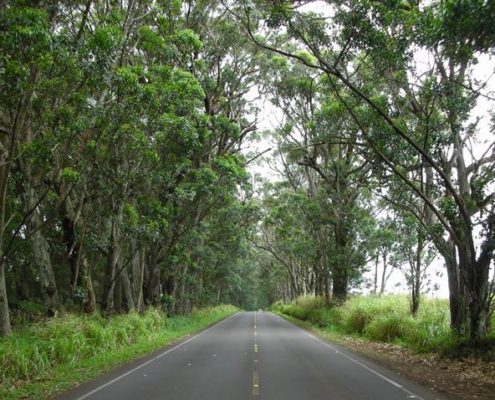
146;0;263;311
0;0;102;331
0;0;261;336
235;0;495;339
257;181;320;299
260;54;374;301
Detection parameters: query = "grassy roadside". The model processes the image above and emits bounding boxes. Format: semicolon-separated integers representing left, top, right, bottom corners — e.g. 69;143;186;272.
271;296;455;353
0;305;238;400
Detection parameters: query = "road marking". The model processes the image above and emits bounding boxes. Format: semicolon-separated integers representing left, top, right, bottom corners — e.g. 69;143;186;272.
300;330;426;400
75;313;240;400
252;370;260;396
254;344;258;352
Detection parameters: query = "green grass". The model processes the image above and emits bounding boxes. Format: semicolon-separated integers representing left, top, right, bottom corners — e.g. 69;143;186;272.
0;304;238;400
272;295;453;353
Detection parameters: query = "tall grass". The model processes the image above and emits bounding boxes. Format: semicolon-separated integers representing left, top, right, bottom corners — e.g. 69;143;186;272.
272;295;451;352
0;305;237;399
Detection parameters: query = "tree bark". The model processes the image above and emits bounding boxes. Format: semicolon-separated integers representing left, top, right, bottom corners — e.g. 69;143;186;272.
0;156;11;336
83;265;96;314
332;219;349;301
0;258;11;336
132;246;145;312
442;244;467;334
144;249;161;306
102;212;122;313
114;268;123;313
410;236;423;317
25;183;60;315
121;264;135;312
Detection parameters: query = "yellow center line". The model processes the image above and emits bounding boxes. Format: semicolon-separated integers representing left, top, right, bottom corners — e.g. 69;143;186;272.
253;312;260;396
252;370;260;396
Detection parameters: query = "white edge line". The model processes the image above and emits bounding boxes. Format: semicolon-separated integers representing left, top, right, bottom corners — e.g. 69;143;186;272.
76;312;240;400
275;313;426;400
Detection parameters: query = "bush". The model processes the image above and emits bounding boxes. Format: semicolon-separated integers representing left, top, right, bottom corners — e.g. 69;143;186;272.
273;295;452;353
365;313;414;342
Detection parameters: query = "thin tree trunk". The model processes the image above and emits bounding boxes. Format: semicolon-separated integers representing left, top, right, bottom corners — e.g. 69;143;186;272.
121;264;135;312
132;246;145;312
373;256;379;295
379;252;388;295
411;234;424;317
144;249;161;306
83;264;96;314
102;214;121;313
25;182;60;315
0;164;11;335
114;268;123;313
0;259;10;336
30;222;60;316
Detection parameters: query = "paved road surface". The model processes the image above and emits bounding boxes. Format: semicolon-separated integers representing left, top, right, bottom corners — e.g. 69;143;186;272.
57;312;447;400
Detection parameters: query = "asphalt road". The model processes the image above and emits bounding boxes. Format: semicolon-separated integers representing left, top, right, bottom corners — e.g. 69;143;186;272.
57;312;447;400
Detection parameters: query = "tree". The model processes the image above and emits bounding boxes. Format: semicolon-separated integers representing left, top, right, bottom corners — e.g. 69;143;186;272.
235;0;495;340
0;0;261;335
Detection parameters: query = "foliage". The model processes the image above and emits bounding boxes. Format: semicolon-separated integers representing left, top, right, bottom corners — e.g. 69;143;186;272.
273;295;452;353
0;0;259;338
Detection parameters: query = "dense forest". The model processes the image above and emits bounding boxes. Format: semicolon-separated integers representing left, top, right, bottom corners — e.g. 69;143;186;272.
0;0;494;346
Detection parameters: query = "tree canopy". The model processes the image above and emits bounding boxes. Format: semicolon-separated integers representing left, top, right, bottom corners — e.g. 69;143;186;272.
0;0;494;343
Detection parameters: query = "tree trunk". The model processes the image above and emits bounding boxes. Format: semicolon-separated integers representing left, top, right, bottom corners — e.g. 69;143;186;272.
445;254;467;335
62;215;79;291
332;220;349;301
332;215;351;302
25;179;60;316
332;268;348;302
379;252;388;295
467;240;493;341
15;261;31;301
132;246;145;312
410;234;424;317
102;214;121;313
83;262;96;313
324;269;331;304
0;260;11;336
121;264;135;312
114;268;123;313
144;250;161;306
177;265;189;314
468;292;489;341
373;256;379;295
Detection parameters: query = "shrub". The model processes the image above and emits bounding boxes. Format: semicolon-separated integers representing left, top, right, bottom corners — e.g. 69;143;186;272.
273;295;452;353
365;313;414;342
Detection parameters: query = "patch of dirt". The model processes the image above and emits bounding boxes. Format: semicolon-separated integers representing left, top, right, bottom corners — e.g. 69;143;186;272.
332;335;495;400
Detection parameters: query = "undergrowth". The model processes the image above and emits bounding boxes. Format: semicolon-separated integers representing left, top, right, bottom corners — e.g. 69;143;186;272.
272;295;455;353
0;304;237;399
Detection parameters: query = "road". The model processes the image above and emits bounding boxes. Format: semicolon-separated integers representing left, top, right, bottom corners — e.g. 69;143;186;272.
57;312;446;400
